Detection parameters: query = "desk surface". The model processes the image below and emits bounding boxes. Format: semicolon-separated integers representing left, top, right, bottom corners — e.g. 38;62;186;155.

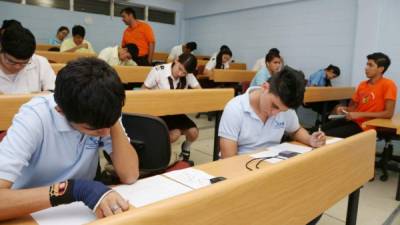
362;113;400;134
304;86;355;103
1;131;376;225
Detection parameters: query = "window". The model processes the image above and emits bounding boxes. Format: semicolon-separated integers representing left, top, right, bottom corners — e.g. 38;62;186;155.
0;0;21;3
148;8;175;25
26;0;69;10
74;0;110;16
114;2;145;20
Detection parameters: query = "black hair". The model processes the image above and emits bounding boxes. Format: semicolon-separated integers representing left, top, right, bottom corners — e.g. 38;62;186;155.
325;64;340;77
367;52;391;74
185;42;197;51
1;25;36;60
57;26;69;34
1;19;22;32
54;57;125;129
216;48;232;69
219;45;230;52
175;53;197;74
125;43;139;60
120;7;137;19
268;66;306;109
265;48;281;63
72;25;85;38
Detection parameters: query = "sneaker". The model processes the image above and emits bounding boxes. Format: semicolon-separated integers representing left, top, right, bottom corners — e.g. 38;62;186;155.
180;141;191;161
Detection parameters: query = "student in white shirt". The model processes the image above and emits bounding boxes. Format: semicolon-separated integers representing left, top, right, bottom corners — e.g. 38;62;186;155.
60;25;95;54
98;44;138;66
167;42;197;63
204;48;233;77
0;26;55;94
143;53;201;161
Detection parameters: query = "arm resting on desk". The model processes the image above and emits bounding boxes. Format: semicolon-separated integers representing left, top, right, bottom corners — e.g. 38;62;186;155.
291;127;326;148
347;100;395;120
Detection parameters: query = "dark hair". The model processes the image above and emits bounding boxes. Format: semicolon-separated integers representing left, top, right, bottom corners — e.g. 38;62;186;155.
54;58;125;129
120;7;137;19
72;25;85;38
268;66;305;109
185;42;197;51
325;64;340;77
125;43;139;60
367;52;391;74
1;19;22;32
174;53;197;73
219;45;230;52
216;48;232;69
57;26;69;34
265;48;281;63
1;26;36;60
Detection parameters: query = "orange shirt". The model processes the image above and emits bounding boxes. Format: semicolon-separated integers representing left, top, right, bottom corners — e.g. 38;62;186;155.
121;20;155;57
352;77;397;128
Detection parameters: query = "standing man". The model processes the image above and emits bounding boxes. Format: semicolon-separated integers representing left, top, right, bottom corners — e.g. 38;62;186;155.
121;7;155;66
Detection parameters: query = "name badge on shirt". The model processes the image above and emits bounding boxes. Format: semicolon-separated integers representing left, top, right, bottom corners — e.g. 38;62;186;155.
84;137;103;150
272;119;285;129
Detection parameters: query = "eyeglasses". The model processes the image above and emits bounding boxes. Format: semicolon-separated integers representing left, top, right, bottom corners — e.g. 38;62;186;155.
1;53;31;66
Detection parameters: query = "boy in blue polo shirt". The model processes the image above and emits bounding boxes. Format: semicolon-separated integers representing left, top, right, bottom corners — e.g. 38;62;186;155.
0;58;139;221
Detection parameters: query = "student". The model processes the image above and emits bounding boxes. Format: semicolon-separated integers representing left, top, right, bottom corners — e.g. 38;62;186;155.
0;26;55;94
60;25;95;53
49;26;69;46
121;7;155;66
0;58;139;221
250;48;282;87
204;48;233;77
252;57;266;71
307;64;340;87
167;42;197;63
323;52;397;138
98;44;138;66
142;53;200;161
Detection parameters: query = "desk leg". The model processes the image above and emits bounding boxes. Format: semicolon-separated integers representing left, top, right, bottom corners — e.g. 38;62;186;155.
346;188;360;225
396;172;400;201
213;111;222;161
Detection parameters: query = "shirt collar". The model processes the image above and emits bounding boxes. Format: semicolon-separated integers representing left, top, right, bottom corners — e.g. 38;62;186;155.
48;95;75;132
241;86;261;119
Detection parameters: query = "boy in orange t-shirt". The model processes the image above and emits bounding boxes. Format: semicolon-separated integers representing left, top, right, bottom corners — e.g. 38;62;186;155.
323;52;397;138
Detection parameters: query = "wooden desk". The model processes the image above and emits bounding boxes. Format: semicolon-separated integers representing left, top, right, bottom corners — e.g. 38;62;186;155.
36;44;58;51
152;52;169;63
3;131;376;225
229;63;247;70
195;55;210;60
304;87;355;103
36;51;96;63
212;69;256;82
50;64;152;83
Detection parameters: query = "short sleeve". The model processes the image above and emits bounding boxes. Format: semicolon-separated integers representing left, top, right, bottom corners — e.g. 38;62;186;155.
98;48;109;62
218;99;243;142
167;46;177;62
251;69;269;87
59;39;69;52
352;83;363;103
308;73;319;86
144;24;156;43
143;67;159;89
186;74;200;88
36;55;56;91
0;105;43;182
87;41;96;54
384;80;397;101
205;58;216;71
283;109;301;134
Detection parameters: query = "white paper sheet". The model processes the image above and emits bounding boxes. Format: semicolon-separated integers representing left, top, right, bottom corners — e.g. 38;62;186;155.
250;143;313;164
163;168;215;189
326;137;343;145
113;175;192;207
31;202;96;225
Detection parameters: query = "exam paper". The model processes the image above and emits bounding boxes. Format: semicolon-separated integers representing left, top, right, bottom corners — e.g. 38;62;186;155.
163;168;215;189
31;202;95;225
113;175;192;207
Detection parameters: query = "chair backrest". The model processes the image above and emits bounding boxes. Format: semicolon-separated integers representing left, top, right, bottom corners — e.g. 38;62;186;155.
121;113;171;174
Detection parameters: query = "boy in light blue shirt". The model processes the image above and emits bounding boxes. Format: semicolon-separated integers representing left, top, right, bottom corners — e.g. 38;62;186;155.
307;64;340;87
0;58;139;221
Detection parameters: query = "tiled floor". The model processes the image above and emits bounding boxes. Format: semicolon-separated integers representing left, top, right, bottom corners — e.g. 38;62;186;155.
179;113;400;225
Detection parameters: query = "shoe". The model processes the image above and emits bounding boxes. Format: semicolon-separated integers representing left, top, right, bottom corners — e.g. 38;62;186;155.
180;141;191;161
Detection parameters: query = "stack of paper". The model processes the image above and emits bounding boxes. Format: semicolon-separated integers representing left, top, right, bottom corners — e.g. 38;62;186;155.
164;168;215;189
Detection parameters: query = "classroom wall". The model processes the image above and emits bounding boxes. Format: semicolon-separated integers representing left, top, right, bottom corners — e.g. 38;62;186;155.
183;0;357;86
0;1;183;53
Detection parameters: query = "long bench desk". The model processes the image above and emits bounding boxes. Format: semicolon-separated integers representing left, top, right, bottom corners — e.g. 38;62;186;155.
51;64;152;83
2;130;376;225
36;51;96;63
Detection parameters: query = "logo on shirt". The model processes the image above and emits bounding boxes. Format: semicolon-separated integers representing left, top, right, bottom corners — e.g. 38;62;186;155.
272;119;285;129
85;137;102;150
361;92;375;104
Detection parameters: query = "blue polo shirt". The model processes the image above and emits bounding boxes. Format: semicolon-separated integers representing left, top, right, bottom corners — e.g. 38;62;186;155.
0;95;113;189
250;67;271;87
307;69;327;86
218;87;300;154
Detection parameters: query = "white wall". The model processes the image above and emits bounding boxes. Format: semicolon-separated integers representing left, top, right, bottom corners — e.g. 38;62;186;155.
0;1;183;53
184;0;357;86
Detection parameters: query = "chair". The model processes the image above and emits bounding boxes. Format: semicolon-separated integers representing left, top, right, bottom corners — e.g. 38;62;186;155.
121;113;171;176
376;128;400;182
